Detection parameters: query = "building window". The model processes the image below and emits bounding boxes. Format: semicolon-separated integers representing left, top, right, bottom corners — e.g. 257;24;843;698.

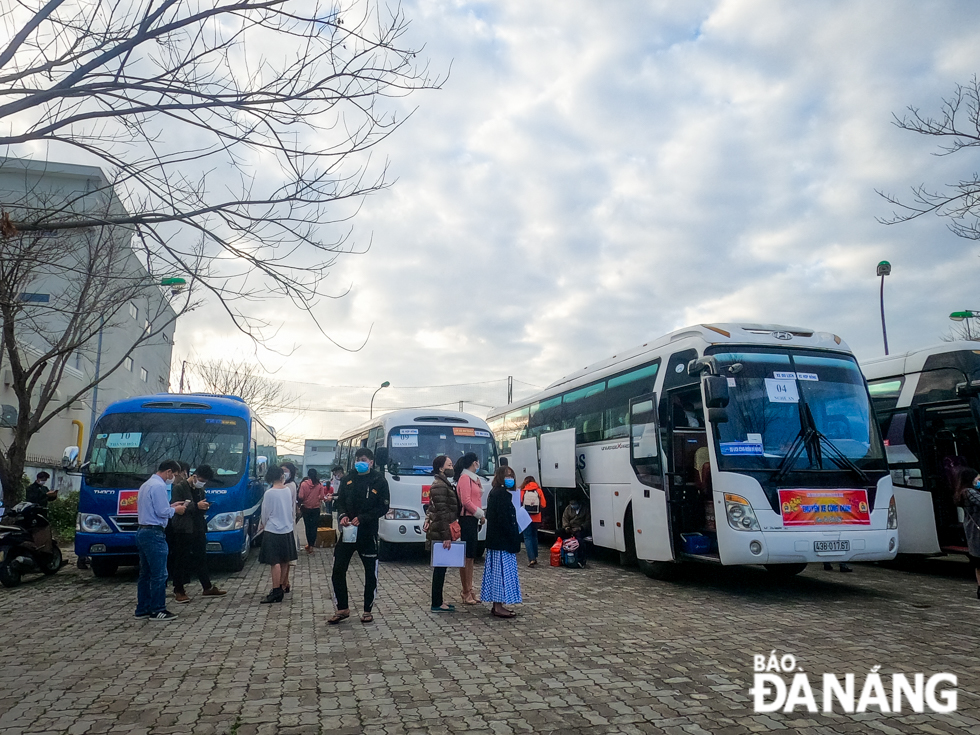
162;332;170;343
129;303;138;320
124;356;133;371
140;367;148;382
143;319;150;334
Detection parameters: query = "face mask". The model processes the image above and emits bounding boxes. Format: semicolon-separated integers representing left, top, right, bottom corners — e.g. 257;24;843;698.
282;471;291;482
570;502;580;511
504;477;515;489
354;461;370;474
165;477;174;486
444;468;455;478
194;480;207;489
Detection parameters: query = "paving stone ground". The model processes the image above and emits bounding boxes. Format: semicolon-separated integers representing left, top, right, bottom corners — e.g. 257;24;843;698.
0;529;978;735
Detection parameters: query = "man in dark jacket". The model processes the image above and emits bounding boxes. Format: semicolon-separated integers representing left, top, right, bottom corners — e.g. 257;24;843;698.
25;472;56;511
329;448;390;625
168;464;227;603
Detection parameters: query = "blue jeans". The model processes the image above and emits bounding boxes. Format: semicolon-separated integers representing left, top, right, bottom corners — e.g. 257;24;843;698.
136;526;169;615
523;522;539;561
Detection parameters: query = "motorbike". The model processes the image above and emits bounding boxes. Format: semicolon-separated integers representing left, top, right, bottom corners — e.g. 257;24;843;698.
0;502;63;587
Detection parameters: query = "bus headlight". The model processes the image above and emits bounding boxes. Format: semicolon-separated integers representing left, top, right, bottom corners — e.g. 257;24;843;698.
724;494;760;531
887;495;898;530
207;511;244;532
76;513;111;533
385;508;421;521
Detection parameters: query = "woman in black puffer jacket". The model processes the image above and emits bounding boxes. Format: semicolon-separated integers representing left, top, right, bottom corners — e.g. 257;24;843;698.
425;455;461;612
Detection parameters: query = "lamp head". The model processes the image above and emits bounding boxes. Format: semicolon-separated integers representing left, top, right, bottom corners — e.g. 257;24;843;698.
876;261;891;277
381;381;390;388
950;311;973;322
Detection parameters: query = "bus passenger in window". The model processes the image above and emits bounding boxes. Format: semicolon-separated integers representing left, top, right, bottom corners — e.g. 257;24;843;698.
953;467;980;600
520;476;546;567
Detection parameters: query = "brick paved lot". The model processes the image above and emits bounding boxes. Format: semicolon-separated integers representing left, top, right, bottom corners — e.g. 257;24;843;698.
0;536;978;735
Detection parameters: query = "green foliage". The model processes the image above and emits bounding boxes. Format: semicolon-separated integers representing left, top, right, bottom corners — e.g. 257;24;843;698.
48;490;79;542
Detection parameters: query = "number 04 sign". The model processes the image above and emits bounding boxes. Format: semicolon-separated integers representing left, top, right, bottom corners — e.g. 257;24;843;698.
764;378;799;404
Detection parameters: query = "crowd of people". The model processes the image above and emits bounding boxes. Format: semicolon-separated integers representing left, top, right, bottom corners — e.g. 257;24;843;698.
131;449;592;622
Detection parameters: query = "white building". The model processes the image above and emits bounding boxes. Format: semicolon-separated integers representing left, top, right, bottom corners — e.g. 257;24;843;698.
0;158;176;492
303;439;338;476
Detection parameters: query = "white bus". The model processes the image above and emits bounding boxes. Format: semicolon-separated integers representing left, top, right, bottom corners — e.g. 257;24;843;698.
488;323;898;578
335;409;499;559
862;341;980;556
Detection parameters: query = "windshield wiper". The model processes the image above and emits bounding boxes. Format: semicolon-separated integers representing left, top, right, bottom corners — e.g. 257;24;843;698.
771;398;869;485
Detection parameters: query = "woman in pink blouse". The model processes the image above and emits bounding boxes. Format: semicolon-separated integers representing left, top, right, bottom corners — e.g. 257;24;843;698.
454;452;484;604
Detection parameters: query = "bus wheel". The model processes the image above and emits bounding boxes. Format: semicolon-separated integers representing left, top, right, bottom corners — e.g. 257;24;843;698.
90;559;118;578
637;559;677;581
229;530;250;572
764;563;808;577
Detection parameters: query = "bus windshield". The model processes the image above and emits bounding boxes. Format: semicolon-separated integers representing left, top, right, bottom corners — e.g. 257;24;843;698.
86;412;248;488
387;425;498;477
707;348;886;473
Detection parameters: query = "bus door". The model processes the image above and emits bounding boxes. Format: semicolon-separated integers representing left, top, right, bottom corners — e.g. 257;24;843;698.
663;386;714;557
629;393;673;562
916;400;980;550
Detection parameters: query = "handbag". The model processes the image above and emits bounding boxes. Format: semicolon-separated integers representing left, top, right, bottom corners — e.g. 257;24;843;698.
449;520;462;542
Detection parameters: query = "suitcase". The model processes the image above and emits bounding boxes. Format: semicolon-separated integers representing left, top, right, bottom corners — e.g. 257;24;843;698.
315;527;337;548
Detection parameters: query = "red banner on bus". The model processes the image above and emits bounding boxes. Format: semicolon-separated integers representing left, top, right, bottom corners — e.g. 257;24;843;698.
117;490;139;515
778;488;871;526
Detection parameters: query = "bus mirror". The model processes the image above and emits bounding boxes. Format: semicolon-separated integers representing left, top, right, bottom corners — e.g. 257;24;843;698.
688;356;717;376
375;447;390;470
956;380;980;397
62;446;79;469
256;456;268;476
707;407;728;424
704;375;730;408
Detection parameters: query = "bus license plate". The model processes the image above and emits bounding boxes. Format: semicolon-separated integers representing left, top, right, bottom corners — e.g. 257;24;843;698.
814;540;849;552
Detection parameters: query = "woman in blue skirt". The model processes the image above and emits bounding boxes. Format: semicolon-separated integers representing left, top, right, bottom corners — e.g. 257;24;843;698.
481;465;522;618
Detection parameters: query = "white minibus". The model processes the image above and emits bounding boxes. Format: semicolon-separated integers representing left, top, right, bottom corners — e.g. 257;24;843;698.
488;323;898;578
862;341;980;556
335;409;499;559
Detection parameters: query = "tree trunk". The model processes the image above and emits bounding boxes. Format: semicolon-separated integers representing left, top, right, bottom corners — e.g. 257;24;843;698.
0;436;28;507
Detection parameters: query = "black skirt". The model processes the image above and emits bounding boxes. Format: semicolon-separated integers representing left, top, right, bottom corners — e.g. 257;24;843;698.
259;531;298;565
459;516;479;559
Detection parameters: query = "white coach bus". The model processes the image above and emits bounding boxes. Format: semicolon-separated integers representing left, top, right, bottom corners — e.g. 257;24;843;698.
488;323;898;578
862;341;980;557
335;409;498;559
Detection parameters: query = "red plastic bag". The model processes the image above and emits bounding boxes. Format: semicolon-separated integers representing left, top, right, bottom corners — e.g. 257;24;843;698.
550;538;563;567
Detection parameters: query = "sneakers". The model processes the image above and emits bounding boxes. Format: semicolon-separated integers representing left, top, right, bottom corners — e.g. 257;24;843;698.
174;591;190;603
260;588;284;604
134;610;150;619
431;604;456;613
202;586;227;597
149;610;178;622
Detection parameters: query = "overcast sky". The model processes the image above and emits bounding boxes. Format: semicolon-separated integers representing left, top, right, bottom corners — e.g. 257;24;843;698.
172;0;980;447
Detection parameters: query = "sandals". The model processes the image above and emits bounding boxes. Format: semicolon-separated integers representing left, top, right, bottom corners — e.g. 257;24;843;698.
327;612;350;625
360;612;374;624
491;609;517;619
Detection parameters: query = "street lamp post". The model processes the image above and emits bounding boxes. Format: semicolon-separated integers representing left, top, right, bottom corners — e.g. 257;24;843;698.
949;310;980;341
370;381;390;419
877;261;891;355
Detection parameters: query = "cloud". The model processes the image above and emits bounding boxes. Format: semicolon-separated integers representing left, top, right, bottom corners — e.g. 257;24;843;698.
159;0;980;444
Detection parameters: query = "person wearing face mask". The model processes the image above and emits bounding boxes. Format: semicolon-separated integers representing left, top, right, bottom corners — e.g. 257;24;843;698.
425;455;461;613
134;460;187;622
454;451;484;604
560;496;591;549
953;466;980;599
168;464;227;603
481;466;523;618
329;448;390;624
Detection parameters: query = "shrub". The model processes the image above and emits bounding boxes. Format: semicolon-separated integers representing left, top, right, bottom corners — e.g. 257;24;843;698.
48;490;80;542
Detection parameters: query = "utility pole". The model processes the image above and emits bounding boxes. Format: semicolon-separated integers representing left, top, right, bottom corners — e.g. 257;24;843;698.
459;401;464;412
178;360;187;393
877;261;891;356
507;375;513;404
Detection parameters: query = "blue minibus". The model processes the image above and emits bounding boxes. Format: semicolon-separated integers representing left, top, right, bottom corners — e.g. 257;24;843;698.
73;393;277;576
